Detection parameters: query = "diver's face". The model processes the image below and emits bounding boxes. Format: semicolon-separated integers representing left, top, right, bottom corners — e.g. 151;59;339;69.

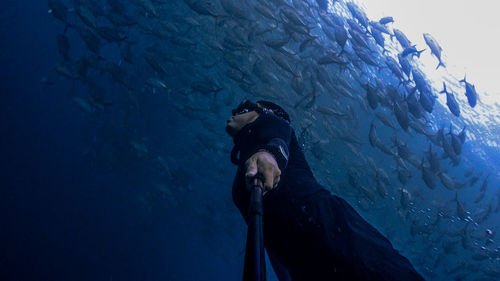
225;111;259;137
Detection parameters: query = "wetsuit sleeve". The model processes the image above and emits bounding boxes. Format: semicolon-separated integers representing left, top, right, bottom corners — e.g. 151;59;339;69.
252;114;292;172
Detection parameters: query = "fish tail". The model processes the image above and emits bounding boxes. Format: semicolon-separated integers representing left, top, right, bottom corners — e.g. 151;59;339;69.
459;74;466;83
439;82;448;94
436;61;445;70
416;49;425;58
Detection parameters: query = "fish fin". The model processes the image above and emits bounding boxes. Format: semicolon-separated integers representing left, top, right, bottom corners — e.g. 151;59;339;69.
436;61;446;70
402;79;412;88
439;82;448;94
459;74;467;84
416;49;426;58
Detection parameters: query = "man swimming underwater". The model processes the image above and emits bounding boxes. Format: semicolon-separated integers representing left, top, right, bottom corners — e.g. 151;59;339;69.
226;99;425;281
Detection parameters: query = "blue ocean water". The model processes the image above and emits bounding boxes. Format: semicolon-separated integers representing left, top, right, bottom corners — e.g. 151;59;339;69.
1;0;499;280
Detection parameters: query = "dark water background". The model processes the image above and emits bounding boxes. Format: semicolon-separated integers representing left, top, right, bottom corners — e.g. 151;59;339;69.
1;0;499;281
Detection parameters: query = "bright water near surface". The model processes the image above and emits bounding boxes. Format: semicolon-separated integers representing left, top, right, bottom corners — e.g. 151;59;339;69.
1;0;500;280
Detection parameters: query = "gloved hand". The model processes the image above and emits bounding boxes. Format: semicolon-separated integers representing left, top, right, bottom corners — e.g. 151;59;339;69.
245;150;281;195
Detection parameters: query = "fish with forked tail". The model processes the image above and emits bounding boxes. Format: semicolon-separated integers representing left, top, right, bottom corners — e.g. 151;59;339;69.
459;75;478;107
453;192;468;221
183;0;220;17
379;16;394;25
394;29;412;49
401;45;425;58
48;0;75;32
440;82;460;117
421;158;436;189
190;81;223;97
369;122;381;147
423;33;445;69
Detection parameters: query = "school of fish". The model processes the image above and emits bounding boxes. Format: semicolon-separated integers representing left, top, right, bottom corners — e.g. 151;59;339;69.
45;0;499;280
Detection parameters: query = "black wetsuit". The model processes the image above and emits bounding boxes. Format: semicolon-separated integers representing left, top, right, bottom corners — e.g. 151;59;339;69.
230;113;425;281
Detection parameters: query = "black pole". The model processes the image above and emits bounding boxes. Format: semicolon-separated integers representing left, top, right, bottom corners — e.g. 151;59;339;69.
243;184;266;281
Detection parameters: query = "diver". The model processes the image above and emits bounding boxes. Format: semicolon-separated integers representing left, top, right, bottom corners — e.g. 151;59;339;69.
226;99;425;281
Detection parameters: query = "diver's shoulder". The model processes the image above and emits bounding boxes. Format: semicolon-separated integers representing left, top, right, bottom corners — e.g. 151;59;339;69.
259;112;291;127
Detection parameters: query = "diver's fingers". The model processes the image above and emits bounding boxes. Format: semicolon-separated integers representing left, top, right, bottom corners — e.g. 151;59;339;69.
252;177;264;188
245;158;259;189
274;175;281;188
245;157;258;179
262;168;275;191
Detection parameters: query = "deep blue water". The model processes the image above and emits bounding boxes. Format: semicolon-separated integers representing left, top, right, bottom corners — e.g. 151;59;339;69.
1;1;241;280
1;1;499;281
